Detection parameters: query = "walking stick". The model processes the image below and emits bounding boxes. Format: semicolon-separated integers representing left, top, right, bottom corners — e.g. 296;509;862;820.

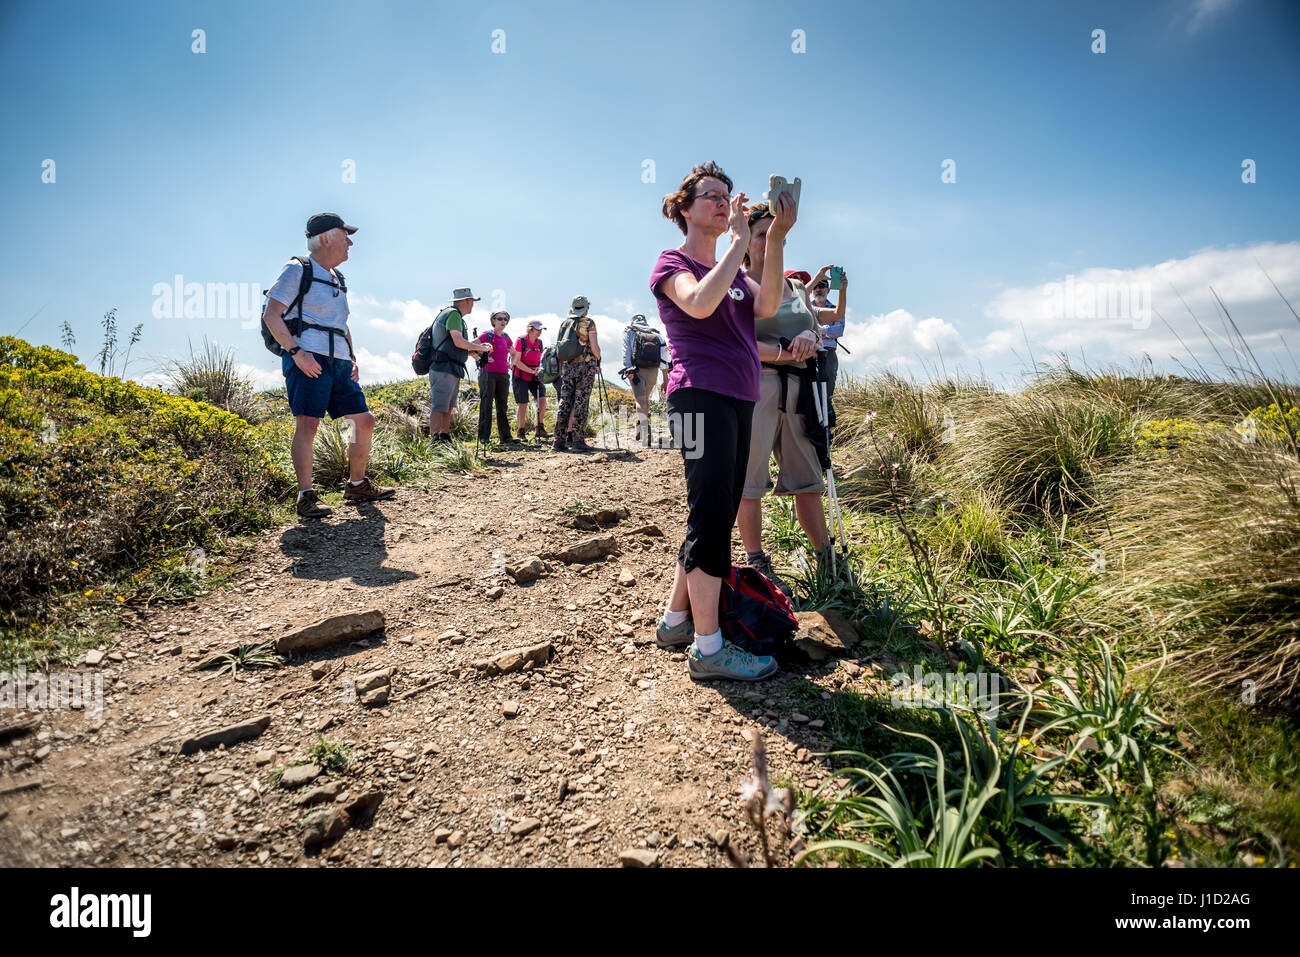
597;370;621;450
810;349;851;581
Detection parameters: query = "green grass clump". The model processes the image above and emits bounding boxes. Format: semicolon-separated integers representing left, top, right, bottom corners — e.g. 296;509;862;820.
307;736;354;774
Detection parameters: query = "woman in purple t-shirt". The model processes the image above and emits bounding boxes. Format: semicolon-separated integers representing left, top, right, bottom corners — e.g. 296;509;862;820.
648;161;796;683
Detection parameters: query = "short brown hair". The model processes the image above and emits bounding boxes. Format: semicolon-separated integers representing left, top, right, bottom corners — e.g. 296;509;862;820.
661;161;733;236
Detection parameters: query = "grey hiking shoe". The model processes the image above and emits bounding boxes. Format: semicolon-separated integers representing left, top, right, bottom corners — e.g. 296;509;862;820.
687;640;778;682
654;614;694;649
746;550;793;599
296;489;332;519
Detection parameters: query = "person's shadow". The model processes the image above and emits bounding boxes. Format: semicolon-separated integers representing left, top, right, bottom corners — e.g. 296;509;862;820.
279;501;418;587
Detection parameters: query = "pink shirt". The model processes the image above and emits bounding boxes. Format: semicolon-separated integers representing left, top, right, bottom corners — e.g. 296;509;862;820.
477;331;512;374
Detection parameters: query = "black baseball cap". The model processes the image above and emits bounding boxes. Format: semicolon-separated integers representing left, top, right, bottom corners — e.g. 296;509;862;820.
305;213;358;238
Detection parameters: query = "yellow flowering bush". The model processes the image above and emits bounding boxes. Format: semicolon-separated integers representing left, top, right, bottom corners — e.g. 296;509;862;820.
0;336;293;650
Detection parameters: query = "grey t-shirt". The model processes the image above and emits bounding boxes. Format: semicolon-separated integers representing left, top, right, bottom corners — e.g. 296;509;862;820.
267;256;351;361
754;279;817;365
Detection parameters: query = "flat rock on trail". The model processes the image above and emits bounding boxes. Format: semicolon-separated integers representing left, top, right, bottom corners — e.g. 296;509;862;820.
0;446;847;867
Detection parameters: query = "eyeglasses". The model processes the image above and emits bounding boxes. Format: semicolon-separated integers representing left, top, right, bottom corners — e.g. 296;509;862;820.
695;190;731;206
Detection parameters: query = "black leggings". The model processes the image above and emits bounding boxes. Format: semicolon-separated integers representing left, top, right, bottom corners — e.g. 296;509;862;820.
667;387;755;579
477;371;512;441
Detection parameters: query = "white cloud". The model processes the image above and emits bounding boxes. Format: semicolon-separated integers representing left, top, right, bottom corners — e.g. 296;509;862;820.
353;347;419;385
836;308;967;376
355;296;440;339
980;241;1300;371
237;362;285;391
1186;0;1237;33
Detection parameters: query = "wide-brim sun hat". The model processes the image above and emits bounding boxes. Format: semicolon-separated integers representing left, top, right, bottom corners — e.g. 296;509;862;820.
450;287;481;302
569;295;590;317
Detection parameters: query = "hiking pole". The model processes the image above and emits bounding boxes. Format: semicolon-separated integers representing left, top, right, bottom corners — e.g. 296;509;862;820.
811;350;851;581
597;371;621;450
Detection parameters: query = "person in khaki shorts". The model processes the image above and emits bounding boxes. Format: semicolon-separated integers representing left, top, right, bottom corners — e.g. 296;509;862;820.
735;202;834;597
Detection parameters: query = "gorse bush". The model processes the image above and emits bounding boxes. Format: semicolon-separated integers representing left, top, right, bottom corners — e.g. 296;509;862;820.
0;336;293;665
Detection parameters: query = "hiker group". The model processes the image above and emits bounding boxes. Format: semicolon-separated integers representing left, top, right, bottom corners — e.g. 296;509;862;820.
260;187;852;684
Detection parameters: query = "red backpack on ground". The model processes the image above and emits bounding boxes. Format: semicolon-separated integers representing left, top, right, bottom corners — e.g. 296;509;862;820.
718;565;799;657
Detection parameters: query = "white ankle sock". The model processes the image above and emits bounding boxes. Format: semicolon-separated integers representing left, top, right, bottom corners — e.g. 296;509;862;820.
663;608;689;628
694;629;723;656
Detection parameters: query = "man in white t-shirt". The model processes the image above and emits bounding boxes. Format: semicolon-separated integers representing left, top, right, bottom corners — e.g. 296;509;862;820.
261;212;395;518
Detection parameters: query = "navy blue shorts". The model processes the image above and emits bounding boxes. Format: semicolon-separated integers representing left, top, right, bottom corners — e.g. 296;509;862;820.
282;352;369;419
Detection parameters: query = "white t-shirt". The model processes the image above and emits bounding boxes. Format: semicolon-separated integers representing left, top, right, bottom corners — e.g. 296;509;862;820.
267;255;351;361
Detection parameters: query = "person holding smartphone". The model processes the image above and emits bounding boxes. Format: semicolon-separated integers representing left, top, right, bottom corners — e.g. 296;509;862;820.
649;161;795;683
735;207;842;592
809;266;849;412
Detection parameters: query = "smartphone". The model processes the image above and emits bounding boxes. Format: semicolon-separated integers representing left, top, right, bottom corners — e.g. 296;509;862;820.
768;174;802;209
829;265;844;290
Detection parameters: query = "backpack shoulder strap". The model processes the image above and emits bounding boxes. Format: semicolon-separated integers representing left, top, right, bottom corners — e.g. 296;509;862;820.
333;267;346;293
293;256;313;296
281;256;313;321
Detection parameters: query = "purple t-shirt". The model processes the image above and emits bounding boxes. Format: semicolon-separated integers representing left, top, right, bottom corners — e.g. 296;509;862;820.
477;331;511;374
649;249;759;402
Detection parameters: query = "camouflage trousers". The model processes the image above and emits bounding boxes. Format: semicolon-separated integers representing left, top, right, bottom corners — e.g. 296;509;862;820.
555;357;599;437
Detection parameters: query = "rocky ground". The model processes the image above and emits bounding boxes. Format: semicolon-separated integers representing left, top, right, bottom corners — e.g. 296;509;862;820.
0;439;875;868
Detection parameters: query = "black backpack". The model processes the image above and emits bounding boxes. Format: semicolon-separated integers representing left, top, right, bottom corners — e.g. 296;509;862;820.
260;256;347;357
420;307;470;377
631;327;662;367
412;323;436;375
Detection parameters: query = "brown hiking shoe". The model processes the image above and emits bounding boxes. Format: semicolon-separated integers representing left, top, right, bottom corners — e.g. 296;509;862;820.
296;489;332;519
569;432;590;453
342;476;396;503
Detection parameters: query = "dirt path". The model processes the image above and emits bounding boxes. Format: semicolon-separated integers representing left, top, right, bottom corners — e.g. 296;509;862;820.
0;443;847;867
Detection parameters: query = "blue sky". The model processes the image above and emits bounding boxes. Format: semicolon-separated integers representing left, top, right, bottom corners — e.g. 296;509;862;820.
2;0;1298;388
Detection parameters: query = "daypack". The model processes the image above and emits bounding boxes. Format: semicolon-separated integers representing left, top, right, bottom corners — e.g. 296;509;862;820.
631;327;662;367
539;347;560;384
424;306;470;377
514;336;544;380
555;316;588;361
718;565;799;657
411;323;436;375
260;256;347;357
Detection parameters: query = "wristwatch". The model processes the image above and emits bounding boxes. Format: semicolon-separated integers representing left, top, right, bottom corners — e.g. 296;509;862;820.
287;345;301;357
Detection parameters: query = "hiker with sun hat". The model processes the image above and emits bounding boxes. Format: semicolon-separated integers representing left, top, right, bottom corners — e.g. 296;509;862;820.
426;286;492;443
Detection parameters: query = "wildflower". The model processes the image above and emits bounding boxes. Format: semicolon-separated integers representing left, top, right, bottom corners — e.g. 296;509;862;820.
116;595;125;603
765;786;785;816
738;777;761;804
83;589;94;596
1018;737;1033;749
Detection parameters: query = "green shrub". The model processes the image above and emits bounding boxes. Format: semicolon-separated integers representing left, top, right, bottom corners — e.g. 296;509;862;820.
0;336;293;666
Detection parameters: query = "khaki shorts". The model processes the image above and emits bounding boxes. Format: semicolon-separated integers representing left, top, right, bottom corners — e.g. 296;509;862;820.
742;366;826;498
631;365;659;405
429;369;461;413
